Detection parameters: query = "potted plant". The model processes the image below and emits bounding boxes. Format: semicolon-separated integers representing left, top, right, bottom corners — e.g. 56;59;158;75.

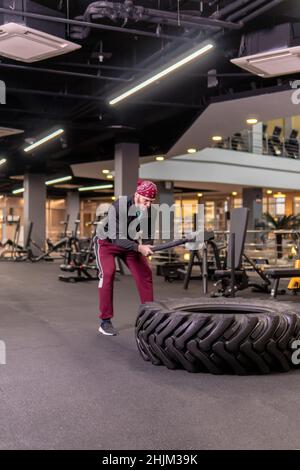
263;213;300;259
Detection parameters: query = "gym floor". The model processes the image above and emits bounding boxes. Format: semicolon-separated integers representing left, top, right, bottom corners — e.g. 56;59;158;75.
1;262;300;450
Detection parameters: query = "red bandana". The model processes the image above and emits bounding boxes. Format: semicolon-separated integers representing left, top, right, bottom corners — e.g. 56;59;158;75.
136;179;157;200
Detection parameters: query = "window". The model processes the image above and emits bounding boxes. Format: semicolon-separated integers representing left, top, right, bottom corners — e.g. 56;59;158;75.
233;198;242;209
205;201;215;230
275;197;285;216
46;199;66;243
294;197;300;216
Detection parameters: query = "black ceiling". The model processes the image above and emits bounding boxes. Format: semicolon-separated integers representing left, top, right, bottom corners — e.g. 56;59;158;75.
0;0;299;195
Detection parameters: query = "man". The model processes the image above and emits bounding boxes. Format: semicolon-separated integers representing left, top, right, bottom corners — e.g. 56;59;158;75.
94;179;157;336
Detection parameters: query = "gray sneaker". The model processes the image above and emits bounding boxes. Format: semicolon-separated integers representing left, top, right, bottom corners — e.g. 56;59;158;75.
99;321;118;336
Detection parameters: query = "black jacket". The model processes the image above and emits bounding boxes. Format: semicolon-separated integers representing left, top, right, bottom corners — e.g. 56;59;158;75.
96;196;156;251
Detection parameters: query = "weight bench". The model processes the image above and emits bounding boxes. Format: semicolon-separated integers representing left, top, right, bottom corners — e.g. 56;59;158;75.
265;268;300;298
212;208;271;297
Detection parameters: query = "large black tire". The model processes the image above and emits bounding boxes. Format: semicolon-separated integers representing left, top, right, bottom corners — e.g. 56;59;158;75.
135;298;300;375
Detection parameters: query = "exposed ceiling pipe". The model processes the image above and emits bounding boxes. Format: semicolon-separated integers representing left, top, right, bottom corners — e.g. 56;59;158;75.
0;7;189;42
57;61;251;76
7;88;202;108
212;0;252;19
0;63;132;82
91;10;239;30
226;0;271;22
240;0;288;24
85;1;241;30
71;19;201;118
100;0;287;107
59;61;148;73
70;0;239;118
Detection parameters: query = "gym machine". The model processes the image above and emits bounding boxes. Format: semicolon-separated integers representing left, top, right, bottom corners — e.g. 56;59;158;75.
59;218;98;283
211;208;272;298
34;215;70;262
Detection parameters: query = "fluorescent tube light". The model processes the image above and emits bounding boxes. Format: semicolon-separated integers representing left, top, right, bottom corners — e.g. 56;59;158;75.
24;129;64;152
0;158;7;166
12;188;24;194
46;176;72;186
109;43;214;105
78;184;113;192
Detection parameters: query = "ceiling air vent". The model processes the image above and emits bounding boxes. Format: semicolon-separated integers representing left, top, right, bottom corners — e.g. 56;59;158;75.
231;46;300;77
0;23;81;62
0;126;24;138
231;23;300;78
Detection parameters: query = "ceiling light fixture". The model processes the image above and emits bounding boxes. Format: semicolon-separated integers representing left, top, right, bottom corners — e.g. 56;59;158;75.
0;158;7;166
45;176;72;186
266;190;273;195
156;156;165;161
109;43;214;105
106;174;114;179
12;188;24;194
247;118;258;125
232;191;238;197
102;169;110;174
212;136;222;142
197;193;203;197
78;184;113;192
24;129;64;153
187;148;197;154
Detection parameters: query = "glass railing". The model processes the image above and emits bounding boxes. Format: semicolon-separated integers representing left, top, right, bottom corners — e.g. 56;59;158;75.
150;229;300;268
211;130;300;160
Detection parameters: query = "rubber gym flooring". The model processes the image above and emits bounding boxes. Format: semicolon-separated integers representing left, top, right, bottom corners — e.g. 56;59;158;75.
1;261;300;450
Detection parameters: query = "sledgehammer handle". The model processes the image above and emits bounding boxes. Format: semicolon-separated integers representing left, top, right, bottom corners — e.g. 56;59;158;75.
151;238;191;252
151;231;214;252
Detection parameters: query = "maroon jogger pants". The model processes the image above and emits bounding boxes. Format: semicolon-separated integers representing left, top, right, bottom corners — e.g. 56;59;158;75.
95;238;154;320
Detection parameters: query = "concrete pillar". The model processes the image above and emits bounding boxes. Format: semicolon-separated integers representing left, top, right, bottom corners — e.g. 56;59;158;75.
242;187;263;230
157;181;174;240
66;191;80;234
114;142;139;198
284;117;293;139
24;173;46;252
252;123;263;154
157;181;174;207
1;203;7;242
